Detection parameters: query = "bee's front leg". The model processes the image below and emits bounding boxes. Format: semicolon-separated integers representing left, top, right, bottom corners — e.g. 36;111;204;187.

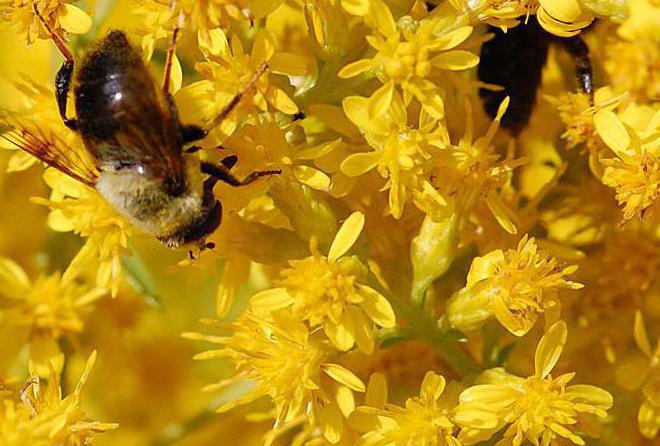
32;4;78;131
200;162;281;187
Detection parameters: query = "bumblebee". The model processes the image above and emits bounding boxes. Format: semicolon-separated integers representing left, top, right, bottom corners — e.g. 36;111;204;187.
477;17;594;134
1;8;279;249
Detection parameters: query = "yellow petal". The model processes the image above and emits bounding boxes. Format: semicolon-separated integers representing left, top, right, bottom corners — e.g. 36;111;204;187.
251;30;275;64
431;51;479;70
370;0;397;36
338;59;374;79
594;110;631;156
59;4;92;34
341;152;380;177
368;81;394;119
270;52;308;76
634;310;653;358
565;384;613;409
323;363;366;392
265;86;299;114
29;335;64;376
169;53;183;95
250;0;285;19
7;151;36;172
486;193;517;235
250;287;295;312
420;371;446;402
638;399;660;439
340;0;370;16
431;26;473;50
312;392;344;443
198;28;229;57
357;285;395;328
328;211;365;261
292;165;330;190
492;295;533;336
540;0;583;22
347;306;375;354
0;256;30;297
325;320;355;351
365;373;388;408
535;321;568;378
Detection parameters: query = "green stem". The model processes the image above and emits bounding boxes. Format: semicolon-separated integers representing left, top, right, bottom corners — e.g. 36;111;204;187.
148;407;216;446
381;287;480;379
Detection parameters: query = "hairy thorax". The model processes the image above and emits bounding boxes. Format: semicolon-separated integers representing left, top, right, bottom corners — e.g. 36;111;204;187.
95;156;205;238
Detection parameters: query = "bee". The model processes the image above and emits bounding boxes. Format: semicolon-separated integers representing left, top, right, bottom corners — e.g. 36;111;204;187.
477;17;594;134
1;7;280;249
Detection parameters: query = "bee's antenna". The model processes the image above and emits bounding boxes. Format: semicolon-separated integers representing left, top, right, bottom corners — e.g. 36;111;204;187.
204;63;270;133
162;10;185;94
32;4;73;61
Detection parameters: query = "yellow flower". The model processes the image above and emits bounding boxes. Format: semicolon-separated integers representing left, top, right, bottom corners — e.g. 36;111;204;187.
551;87;625;158
175;28;301;141
456;321;614;446
0;351;117;445
0;0;91;44
616;311;660;439
250;212;396;354
597;106;660;222
0;255;106;373
33;169;132;296
422;98;522;234
340;92;448;218
339;0;478;120
183;309;366;443
604;0;660;102
447;236;583;336
350;371;461;446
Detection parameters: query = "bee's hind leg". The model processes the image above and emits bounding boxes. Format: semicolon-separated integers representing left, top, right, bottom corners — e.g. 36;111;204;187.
201;162;280;187
32;4;77;130
561;35;594;101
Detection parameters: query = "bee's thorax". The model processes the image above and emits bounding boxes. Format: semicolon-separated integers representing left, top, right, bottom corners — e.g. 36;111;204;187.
95;156;210;242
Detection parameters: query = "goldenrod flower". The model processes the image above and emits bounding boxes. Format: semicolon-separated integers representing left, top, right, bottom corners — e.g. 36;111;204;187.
447;236;583;336
250;212;396;354
616;311;660;439
552;87;625;158
0;0;92;44
0;255;106;372
0;351;117;445
176;28;301;140
350;371;461;445
33;169;132;296
339;0;478;119
184;309;365;443
597;106;660;222
456;321;613;446
340;92;448;218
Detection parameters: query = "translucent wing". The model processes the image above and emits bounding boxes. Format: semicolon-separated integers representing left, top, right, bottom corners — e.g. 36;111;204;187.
0;115;98;187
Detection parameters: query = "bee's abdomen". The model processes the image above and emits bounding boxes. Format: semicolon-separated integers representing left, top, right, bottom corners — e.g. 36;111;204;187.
74;30;164;143
478;21;550;134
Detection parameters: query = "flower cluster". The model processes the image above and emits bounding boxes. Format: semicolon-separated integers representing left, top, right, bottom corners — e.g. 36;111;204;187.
0;0;658;445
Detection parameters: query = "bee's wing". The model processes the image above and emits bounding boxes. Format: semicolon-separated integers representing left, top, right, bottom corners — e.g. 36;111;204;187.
0;115;99;187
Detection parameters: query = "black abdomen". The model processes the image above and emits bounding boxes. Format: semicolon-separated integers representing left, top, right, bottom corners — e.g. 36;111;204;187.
478;20;550;134
74;31;164;144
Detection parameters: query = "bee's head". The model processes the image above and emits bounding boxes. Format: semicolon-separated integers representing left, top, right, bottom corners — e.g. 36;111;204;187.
158;200;222;249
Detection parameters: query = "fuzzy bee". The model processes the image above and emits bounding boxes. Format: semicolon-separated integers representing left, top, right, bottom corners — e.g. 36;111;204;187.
478;17;594;134
0;8;279;249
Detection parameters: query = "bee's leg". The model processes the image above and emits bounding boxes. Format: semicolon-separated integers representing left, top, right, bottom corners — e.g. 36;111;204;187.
201;162;280;187
181;125;207;144
221;155;238;170
203;63;269;133
32;4;77;130
561;35;594;100
162;10;185;95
